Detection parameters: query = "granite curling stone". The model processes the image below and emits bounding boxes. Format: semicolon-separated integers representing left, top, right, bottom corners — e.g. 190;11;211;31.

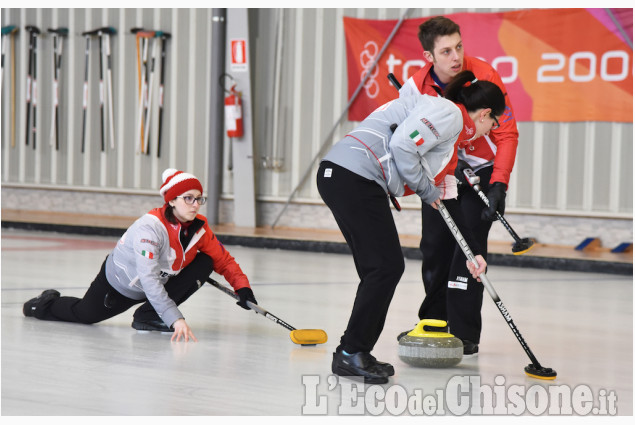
398;319;463;368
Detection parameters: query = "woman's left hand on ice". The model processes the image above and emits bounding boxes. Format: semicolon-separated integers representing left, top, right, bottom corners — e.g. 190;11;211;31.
171;318;198;343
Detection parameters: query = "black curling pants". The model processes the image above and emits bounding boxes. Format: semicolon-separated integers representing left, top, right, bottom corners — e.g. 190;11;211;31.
38;252;214;326
317;161;405;354
418;166;493;343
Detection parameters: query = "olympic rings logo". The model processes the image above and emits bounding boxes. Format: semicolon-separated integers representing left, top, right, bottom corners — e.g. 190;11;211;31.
359;41;380;99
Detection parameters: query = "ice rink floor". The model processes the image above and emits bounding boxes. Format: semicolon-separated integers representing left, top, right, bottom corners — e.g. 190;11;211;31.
1;229;632;416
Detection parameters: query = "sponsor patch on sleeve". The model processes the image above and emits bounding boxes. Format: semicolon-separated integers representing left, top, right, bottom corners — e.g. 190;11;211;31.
140;238;159;247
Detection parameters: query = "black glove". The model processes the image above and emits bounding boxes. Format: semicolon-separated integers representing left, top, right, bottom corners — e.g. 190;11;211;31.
454;160;472;189
482;182;506;221
236;287;257;310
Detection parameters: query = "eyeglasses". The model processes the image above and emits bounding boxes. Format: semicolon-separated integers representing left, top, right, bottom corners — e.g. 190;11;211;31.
176;195;207;205
491;115;500;130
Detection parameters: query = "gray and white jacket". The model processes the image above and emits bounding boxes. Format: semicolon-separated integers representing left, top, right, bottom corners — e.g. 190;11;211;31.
323;94;474;204
105;206;250;327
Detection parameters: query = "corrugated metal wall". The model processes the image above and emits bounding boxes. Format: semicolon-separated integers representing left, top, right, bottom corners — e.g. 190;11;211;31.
2;8;632;221
1;8;213;191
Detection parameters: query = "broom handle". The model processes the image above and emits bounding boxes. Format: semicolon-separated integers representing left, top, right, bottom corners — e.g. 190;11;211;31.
205;277;296;332
437;201;542;367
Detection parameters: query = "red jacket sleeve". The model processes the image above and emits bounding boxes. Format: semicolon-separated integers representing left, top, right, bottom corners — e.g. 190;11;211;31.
468;57;519;187
198;223;251;291
487;71;519;187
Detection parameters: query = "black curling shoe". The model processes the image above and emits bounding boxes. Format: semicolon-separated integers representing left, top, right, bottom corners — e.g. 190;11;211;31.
132;319;173;332
332;350;389;384
462;340;479;355
368;353;395;377
23;289;61;318
396;329;411;341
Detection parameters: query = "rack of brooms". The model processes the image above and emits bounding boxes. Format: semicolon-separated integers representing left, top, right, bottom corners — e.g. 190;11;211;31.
1;25;171;156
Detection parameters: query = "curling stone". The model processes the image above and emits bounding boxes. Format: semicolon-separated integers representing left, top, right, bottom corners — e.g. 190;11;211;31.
398;319;463;368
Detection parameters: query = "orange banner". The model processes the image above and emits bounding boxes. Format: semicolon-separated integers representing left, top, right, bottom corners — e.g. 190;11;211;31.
344;9;633;122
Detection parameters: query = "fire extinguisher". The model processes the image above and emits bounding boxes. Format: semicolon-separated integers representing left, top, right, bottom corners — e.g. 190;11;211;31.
224;84;243;138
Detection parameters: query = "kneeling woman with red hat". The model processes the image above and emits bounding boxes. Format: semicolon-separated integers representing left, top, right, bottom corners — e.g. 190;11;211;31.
23;168;257;343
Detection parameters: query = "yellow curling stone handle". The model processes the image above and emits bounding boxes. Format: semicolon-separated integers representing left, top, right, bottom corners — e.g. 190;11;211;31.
407;319;455;338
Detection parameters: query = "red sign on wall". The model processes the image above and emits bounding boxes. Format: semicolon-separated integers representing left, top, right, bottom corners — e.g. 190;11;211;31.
230;39;247;72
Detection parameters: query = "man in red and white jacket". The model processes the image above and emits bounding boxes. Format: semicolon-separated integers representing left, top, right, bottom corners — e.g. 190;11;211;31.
397;16;519;355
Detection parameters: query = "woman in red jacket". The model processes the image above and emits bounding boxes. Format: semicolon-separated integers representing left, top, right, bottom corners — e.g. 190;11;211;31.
23;169;257;343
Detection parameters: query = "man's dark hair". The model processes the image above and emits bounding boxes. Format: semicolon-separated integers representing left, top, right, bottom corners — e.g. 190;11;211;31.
418;16;461;53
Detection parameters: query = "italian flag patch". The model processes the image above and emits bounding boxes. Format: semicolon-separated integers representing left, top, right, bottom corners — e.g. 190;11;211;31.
141;250;154;259
409;130;424;146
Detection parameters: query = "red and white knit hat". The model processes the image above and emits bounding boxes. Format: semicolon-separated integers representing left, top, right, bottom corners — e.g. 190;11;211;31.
160;168;203;203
